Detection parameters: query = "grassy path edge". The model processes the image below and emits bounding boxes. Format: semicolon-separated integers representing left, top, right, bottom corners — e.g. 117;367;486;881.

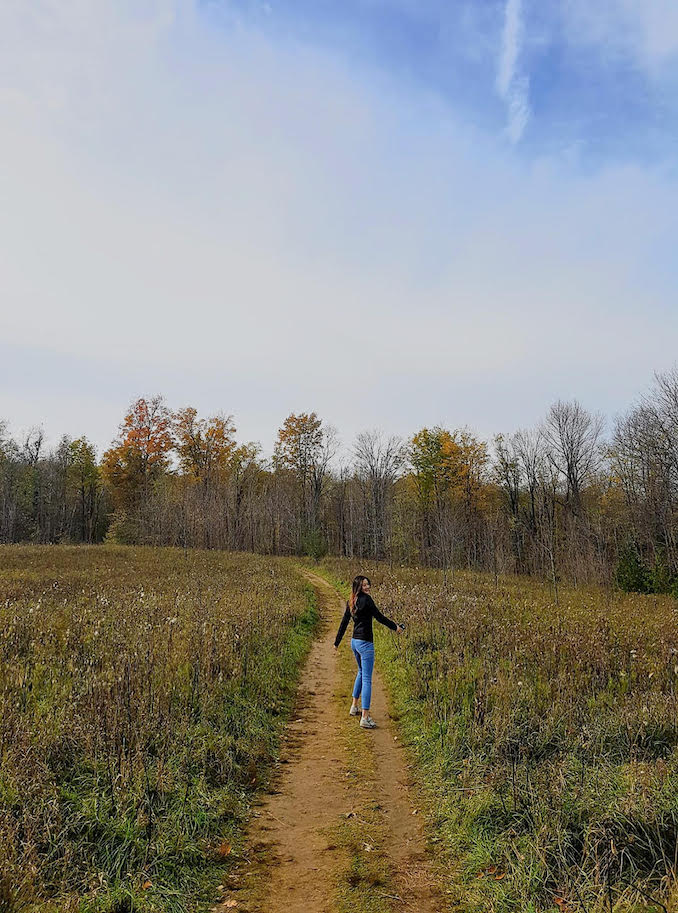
199;580;322;911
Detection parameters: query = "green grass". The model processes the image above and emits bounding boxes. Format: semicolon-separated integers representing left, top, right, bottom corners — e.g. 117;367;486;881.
0;546;319;912
314;558;678;912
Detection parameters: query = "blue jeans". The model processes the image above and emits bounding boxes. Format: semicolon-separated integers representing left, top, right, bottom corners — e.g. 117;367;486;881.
351;638;375;711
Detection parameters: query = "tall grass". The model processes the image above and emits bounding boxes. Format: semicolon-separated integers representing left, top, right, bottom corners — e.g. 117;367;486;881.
319;559;678;911
0;545;317;912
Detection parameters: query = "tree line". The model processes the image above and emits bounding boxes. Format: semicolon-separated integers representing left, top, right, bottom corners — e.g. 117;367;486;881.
3;366;678;593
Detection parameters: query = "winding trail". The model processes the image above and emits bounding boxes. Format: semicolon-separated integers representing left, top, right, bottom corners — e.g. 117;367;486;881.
223;569;444;913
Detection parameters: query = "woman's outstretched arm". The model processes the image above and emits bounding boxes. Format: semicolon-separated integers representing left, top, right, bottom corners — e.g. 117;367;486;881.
366;594;400;631
334;603;351;648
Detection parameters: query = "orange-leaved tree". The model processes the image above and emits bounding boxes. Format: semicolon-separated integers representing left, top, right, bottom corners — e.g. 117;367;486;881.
102;396;174;513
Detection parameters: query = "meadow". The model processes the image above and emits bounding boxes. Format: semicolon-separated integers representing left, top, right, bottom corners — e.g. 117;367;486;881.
318;559;678;912
0;546;317;913
5;544;678;913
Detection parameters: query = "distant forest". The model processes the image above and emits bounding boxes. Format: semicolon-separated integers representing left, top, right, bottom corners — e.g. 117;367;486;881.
3;367;678;594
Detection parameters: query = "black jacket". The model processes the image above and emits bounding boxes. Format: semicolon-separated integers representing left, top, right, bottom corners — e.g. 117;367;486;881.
334;592;398;647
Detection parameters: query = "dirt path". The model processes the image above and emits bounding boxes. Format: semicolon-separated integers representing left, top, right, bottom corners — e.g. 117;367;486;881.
225;570;443;913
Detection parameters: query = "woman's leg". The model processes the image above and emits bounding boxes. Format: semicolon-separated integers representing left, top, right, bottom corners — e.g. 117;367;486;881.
351;640;363;703
358;642;375;715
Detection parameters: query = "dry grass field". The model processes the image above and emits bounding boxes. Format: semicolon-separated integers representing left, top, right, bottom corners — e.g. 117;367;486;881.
4;544;678;912
317;559;678;912
0;546;317;912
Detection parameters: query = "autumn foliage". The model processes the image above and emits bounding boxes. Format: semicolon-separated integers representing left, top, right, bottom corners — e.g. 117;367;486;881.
101;396;173;511
4;366;678;588
173;407;236;482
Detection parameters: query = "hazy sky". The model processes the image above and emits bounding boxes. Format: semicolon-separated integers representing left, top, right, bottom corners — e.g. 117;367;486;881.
2;0;678;459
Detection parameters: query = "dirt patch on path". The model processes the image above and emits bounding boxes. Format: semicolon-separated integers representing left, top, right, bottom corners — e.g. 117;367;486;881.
226;569;444;913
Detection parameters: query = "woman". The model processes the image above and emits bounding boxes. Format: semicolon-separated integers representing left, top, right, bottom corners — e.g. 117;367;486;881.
334;575;404;729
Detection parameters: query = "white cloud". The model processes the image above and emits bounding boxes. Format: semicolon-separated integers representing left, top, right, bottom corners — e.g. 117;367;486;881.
496;0;530;143
497;0;521;96
0;1;677;454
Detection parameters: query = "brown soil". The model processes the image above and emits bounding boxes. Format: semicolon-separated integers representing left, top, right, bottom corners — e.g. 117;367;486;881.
218;569;444;913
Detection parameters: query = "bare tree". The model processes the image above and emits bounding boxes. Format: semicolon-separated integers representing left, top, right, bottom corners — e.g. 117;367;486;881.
646;367;678;501
22;427;44;467
540;400;604;511
494;433;526;571
353;430;406;560
612;368;678;567
310;424;339;531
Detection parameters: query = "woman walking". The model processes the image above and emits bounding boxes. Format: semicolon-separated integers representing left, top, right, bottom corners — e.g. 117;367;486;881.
334;575;404;729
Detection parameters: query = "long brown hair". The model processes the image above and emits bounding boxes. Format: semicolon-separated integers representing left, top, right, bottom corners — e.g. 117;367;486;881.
348;575;370;618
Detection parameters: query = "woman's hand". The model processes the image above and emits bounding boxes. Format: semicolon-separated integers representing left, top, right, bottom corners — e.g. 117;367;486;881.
396;623;405;634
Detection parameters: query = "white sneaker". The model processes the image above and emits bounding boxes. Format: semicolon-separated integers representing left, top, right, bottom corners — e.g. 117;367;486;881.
349;705;360;716
360;716;377;729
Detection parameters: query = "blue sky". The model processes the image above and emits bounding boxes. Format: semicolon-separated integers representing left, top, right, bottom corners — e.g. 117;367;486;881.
1;0;677;459
210;0;678;162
